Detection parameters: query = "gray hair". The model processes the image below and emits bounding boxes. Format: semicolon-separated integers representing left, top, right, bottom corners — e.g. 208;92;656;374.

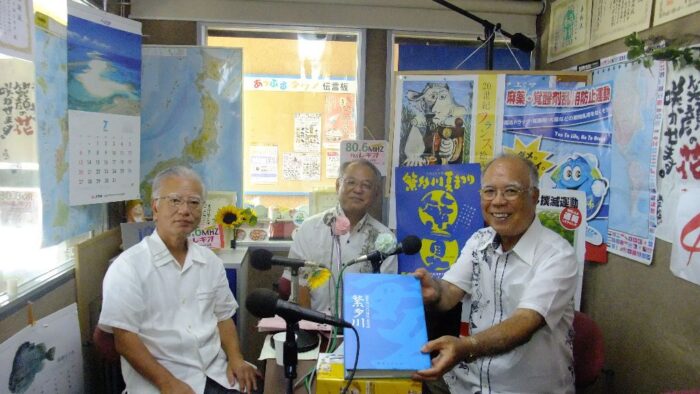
338;159;382;185
482;154;539;189
151;166;206;199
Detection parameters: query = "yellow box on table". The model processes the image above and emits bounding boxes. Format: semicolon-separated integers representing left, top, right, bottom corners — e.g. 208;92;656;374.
315;353;422;394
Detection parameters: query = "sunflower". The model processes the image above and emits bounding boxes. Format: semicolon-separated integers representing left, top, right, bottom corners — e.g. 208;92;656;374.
215;205;245;229
307;268;331;290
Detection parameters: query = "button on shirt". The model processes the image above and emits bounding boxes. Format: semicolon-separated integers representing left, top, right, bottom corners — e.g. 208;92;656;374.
285;206;398;313
442;217;577;394
98;230;239;394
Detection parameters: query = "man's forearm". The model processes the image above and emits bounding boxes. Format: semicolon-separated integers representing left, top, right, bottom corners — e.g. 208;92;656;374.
217;319;245;363
113;328;179;390
464;308;545;360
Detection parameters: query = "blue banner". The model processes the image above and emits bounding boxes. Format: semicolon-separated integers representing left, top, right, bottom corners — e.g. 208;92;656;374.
395;164;482;278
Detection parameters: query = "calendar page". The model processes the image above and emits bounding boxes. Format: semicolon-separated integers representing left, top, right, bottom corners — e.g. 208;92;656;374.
67;2;141;206
0;304;83;394
69;110;140;205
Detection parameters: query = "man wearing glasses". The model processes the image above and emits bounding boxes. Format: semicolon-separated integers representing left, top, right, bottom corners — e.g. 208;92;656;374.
99;166;260;394
282;159;398;314
413;155;577;393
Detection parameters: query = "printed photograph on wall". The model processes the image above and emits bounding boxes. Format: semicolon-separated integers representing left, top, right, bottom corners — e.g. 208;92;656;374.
392;75;478;169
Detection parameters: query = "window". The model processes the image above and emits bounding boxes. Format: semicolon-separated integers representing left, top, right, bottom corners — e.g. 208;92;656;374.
391;32;532;72
202;25;363;234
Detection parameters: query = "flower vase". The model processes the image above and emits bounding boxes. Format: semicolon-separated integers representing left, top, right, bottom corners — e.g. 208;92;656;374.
224;229;237;249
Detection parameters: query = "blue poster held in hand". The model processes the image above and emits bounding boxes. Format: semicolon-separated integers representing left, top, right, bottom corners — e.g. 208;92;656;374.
395;163;483;278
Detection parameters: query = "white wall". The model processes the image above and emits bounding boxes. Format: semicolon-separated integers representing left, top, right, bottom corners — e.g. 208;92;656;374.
130;0;540;37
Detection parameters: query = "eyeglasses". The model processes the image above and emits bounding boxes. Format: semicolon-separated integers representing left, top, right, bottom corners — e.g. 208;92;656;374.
479;186;531;201
341;177;375;192
154;194;203;211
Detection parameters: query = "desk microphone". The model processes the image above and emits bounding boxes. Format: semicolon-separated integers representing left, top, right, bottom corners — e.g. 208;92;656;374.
246;288;352;328
250;248;325;270
345;235;422;266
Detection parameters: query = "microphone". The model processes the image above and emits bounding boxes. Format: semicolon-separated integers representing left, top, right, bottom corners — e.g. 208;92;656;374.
246;288;352;328
249;248;325;270
510;32;535;53
345;235;422;266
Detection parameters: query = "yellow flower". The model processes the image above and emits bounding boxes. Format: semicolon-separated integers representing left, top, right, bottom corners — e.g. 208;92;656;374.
215;205;244;229
307;268;331;290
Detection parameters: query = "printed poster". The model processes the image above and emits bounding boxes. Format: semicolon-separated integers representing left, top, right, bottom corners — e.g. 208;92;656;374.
547;0;591;62
592;55;666;265
67;2;141;205
472;74;505;167
656;66;700;241
325;150;340;179
0;304;83;394
323;93;356;149
499;75;612;263
653;0;700;26
0;59;37;165
537;188;587;309
589;0;652;48
283;152;320;181
250;145;278;184
340;140;388;176
0;0;33;61
293;112;321;153
392;74;477;169
394;164;482;278
670;187;700;287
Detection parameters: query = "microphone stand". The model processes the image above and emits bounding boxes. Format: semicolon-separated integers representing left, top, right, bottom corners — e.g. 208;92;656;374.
282;318;299;394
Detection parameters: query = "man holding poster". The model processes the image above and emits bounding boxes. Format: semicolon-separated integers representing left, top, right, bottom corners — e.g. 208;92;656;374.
413;155;578;393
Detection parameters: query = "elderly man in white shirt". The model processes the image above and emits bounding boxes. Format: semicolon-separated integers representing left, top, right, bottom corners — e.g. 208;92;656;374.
99;166;259;394
413;154;578;394
282;159;397;315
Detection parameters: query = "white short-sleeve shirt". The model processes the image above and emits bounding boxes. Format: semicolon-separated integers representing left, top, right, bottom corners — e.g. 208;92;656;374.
98;230;239;394
442;217;577;394
285;206;398;314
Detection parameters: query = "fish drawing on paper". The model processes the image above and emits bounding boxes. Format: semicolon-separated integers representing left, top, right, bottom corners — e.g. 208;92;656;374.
8;341;56;393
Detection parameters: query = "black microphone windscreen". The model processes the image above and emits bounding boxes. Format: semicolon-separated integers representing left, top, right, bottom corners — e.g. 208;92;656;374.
511;33;535;53
245;288;278;318
401;235;423;255
250;248;273;271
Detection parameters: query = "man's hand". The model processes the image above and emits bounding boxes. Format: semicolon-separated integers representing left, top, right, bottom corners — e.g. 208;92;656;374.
412;335;473;381
413;268;440;304
159;377;196;394
226;357;261;393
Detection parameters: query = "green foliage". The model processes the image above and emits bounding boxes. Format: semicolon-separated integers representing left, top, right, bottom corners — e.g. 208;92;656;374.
537;211;575;246
625;32;700;71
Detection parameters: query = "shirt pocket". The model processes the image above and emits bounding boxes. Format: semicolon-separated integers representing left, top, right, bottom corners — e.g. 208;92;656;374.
196;290;216;316
505;282;527;312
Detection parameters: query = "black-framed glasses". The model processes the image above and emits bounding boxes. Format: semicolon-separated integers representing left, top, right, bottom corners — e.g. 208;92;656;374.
154;194;203;211
479;186;531;201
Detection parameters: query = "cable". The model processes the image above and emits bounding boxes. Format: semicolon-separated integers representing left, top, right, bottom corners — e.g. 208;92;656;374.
340;326;361;394
496;29;524;70
454;30;495;69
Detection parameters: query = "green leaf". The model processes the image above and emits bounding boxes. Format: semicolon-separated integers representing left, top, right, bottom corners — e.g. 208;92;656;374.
248;215;258;226
643;58;653;69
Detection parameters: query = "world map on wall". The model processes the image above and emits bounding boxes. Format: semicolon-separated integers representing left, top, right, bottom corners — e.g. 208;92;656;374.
36;28;105;247
140;47;243;210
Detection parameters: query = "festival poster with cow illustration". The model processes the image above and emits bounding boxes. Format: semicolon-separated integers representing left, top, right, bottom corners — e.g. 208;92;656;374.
499;74;612;263
394;163;482;278
392;75;479;169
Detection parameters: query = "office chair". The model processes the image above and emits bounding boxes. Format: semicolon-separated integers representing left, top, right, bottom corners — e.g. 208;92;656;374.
573;311;606;388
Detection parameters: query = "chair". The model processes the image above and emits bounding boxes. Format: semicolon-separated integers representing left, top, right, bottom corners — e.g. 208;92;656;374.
93;326;120;363
572;311;605;388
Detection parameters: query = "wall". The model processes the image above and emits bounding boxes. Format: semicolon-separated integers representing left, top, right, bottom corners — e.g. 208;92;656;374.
131;0;540;37
538;7;700;394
